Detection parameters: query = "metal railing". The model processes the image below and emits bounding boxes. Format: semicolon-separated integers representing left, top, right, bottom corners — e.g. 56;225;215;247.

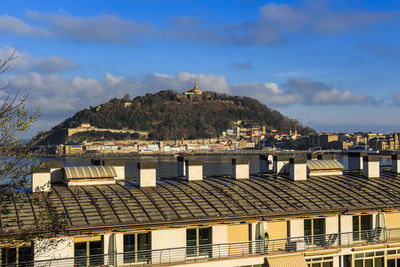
13;228;400;267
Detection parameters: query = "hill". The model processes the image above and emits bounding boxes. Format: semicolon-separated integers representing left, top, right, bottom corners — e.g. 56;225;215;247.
30;90;314;145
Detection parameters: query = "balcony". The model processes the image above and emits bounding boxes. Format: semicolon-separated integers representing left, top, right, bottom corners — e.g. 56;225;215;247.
15;228;400;266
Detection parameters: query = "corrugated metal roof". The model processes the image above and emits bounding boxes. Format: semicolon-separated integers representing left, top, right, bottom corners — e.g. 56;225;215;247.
266;254;307;267
64;166;117;179
307;160;344;171
4;171;400;234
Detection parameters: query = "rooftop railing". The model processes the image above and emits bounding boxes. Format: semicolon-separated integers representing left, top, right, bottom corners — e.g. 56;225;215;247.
14;228;400;267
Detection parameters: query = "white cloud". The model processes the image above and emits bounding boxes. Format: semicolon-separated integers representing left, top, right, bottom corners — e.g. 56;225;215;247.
0;15;50;37
27;11;154;43
0;47;79;73
0;3;395;46
1;71;373;138
231;78;369;106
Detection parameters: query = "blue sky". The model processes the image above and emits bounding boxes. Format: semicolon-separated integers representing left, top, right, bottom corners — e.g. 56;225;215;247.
1;0;400;137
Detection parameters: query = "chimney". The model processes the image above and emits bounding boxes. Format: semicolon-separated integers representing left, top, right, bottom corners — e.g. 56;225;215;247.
137;162;156;187
289;158;307;181
348;152;367;171
31;167;51;192
259;155;269;174
363;155;380;178
185;159;203;181
392;153;400;173
232;158;250;179
273;156;290;174
31;160;64;192
177;156;186;177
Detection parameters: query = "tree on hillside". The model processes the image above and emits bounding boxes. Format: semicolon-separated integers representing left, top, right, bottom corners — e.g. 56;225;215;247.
0;51;68;262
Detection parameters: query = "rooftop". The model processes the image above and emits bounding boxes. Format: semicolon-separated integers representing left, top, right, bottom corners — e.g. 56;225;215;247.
3;170;400;237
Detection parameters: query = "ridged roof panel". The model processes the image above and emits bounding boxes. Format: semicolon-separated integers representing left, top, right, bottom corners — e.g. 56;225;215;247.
4;171;400;234
64;166;117;179
307;160;344;171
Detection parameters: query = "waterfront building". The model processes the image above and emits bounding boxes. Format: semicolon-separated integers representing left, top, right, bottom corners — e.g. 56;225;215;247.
2;153;400;266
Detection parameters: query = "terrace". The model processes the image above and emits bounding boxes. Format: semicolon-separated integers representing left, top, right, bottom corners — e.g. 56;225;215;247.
14;228;400;266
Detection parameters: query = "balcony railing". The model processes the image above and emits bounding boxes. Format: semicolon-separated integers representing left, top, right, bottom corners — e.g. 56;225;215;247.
13;228;400;267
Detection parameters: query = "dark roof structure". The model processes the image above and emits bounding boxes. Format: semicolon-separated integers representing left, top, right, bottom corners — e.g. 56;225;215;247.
3;171;400;236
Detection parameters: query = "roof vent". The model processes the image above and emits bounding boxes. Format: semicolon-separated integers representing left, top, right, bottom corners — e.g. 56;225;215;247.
392;154;400;173
64;166;117;186
185;159;203;181
232;158;250;179
177;156;186;177
259;154;273;173
289;158;307;181
137;162;156;187
273;156;290;174
363;155;380;178
307;160;344;176
348;152;367;171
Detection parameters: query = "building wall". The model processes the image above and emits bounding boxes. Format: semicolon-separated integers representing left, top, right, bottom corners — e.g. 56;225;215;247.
34;238;73;262
267;221;287;239
386;212;400;229
326;216;339;234
289;219;304;237
151;229;186;250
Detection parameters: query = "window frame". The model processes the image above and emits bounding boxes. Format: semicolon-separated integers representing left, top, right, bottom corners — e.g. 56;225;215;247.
0;243;33;266
304;218;326;246
352;215;373;241
123;232;151;264
186;227;212;257
74;236;104;267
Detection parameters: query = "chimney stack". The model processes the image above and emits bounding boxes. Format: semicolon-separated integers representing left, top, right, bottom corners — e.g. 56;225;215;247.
363;155;380;178
273;156;290;174
177;156;186;177
31;167;51;192
289;158;307;181
259;155;270;174
137;162;156;187
348;152;367;171
185;159;203;181
31;160;63;192
392;154;400;173
232;158;250;179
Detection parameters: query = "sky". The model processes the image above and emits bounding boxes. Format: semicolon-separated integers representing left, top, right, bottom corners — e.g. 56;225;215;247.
1;0;400;137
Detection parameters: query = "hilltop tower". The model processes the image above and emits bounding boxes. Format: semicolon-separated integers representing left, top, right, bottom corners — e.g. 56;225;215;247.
184;80;203;96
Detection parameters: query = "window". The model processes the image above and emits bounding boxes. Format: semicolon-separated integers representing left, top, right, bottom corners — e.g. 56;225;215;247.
1;245;33;266
354;251;384;267
386;248;400;267
74;238;103;267
353;215;372;241
123;232;151;263
306;256;333;267
304;218;325;246
186;228;212;257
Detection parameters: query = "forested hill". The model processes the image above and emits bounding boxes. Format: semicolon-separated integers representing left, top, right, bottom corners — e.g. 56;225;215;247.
32;90;314;144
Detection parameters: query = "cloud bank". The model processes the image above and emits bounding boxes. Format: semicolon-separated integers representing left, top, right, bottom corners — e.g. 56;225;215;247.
0;2;396;45
0;46;79;73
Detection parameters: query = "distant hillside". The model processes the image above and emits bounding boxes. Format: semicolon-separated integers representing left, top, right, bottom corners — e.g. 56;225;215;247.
30;90;314;145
